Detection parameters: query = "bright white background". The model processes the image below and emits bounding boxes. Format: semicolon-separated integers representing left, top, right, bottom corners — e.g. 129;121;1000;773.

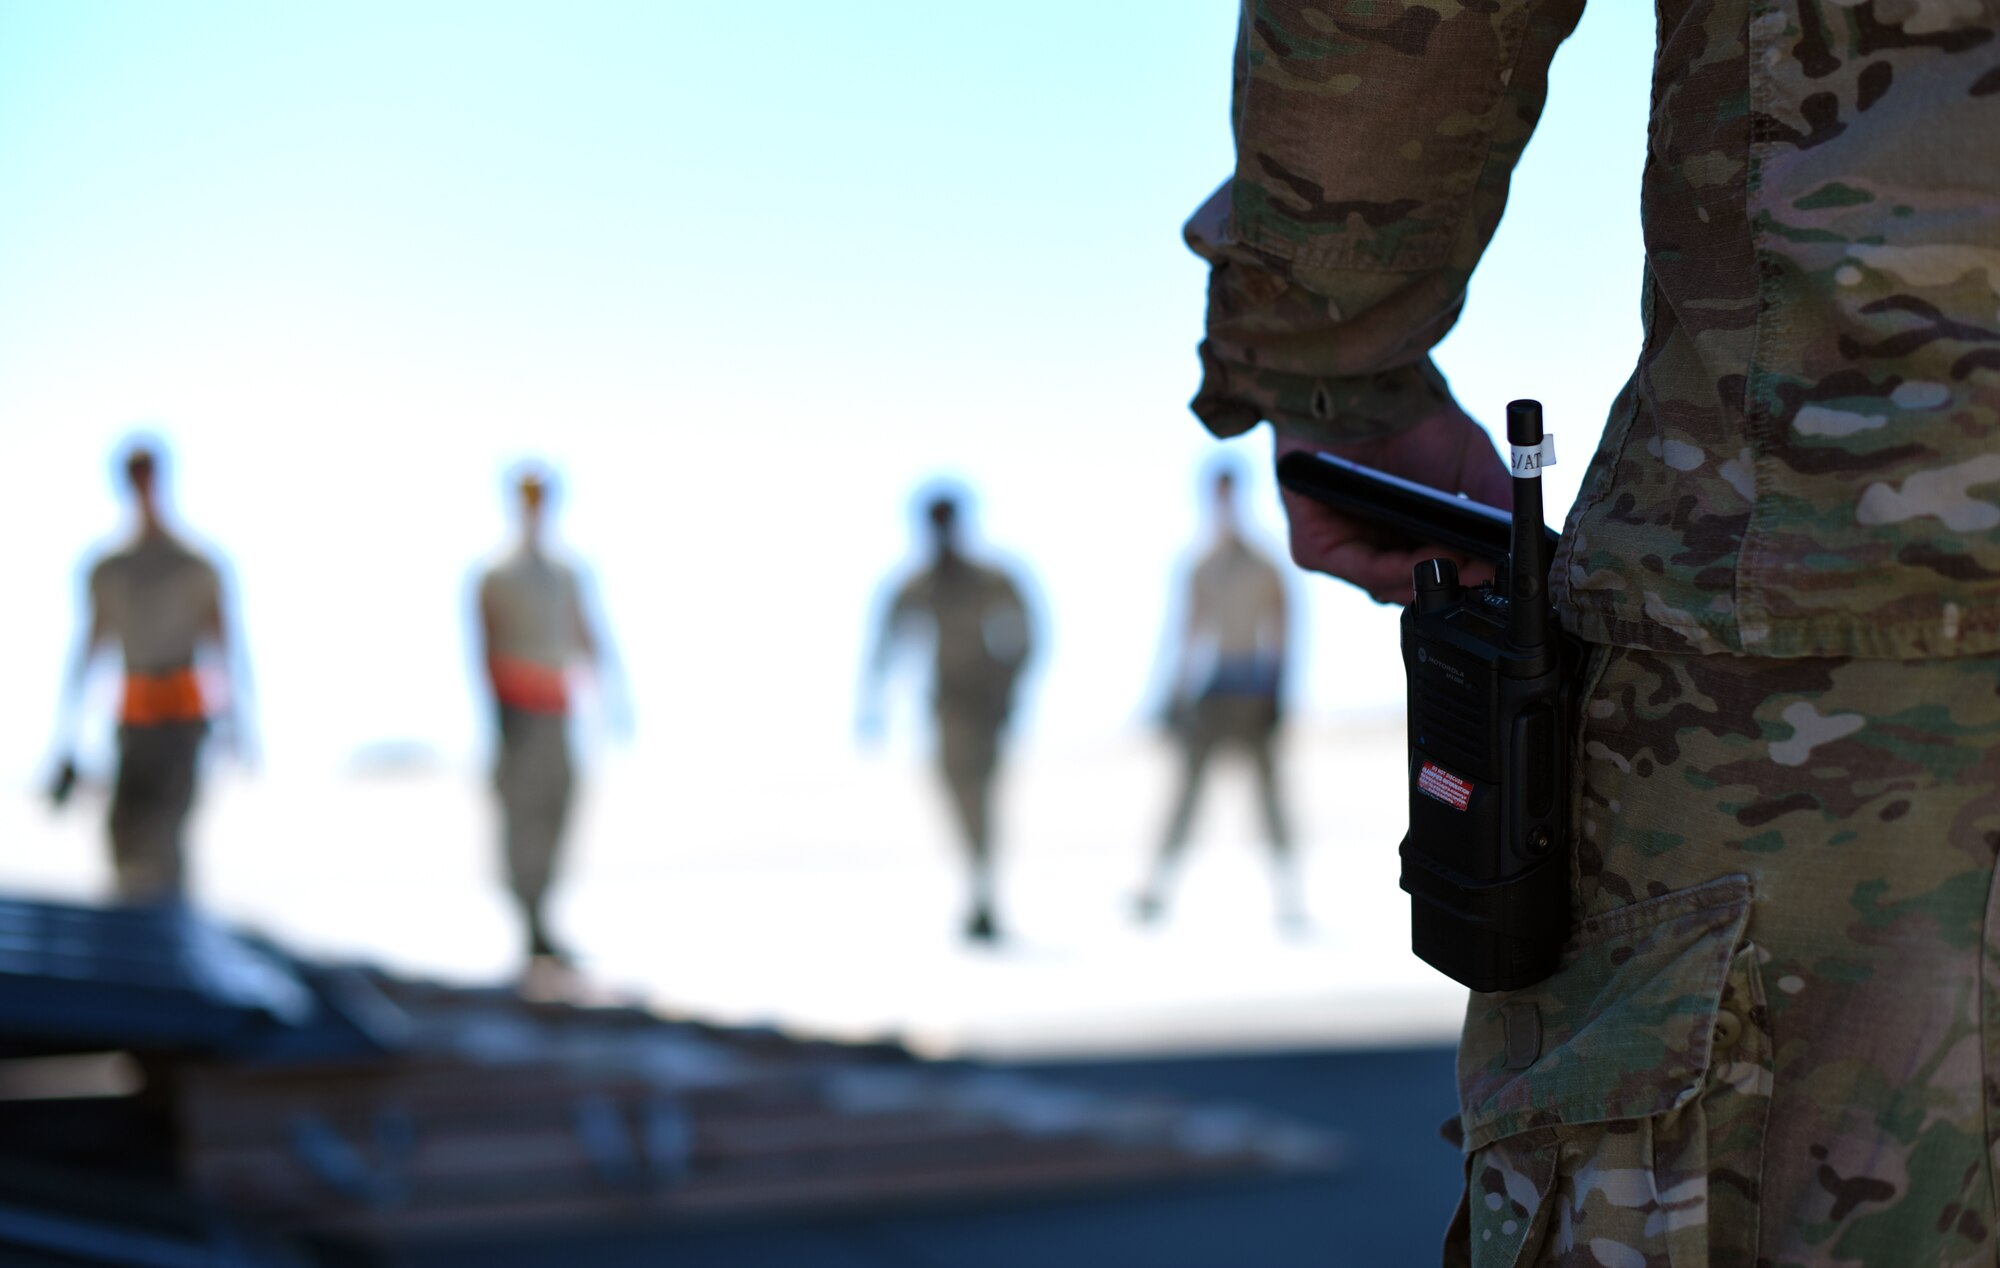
0;2;1652;1053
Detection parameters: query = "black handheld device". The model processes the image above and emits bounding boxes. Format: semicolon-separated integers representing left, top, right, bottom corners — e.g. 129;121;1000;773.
1270;448;1558;565
46;757;78;809
1275;400;1575;992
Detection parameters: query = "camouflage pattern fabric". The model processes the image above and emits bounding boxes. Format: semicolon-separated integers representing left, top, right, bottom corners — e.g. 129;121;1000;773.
1158;694;1291;857
889;559;1033;716
1184;1;1585;441
938;710;1001;864
1447;647;2000;1265
880;554;1032;890
1186;1;2000;660
1189;2;2000;1261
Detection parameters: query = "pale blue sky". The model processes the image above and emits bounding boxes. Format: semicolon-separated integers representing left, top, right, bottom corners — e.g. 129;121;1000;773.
0;2;1655;780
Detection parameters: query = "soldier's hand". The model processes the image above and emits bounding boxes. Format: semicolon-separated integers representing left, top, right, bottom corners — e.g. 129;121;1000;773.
1275;405;1514;606
45;756;79;810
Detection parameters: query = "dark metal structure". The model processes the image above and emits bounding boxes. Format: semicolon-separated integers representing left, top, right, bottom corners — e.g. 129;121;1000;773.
0;896;1348;1266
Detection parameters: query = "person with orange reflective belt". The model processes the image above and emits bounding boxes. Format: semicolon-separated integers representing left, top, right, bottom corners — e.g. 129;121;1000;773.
54;442;253;903
476;466;623;967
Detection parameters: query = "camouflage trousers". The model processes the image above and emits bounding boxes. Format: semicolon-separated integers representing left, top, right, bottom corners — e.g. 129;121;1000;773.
1159;693;1291;854
1450;647;2000;1267
109;721;205;902
494;708;574;914
936;711;1002;864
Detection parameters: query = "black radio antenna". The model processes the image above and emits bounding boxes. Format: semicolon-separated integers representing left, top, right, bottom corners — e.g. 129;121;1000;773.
1505;399;1550;654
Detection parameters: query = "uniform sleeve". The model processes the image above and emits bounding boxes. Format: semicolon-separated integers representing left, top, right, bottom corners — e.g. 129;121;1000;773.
996;571;1028;620
564;568;590;657
86;559;114;642
1260;558;1288;633
994;571;1033;667
888;575;925;626
200;560;224;620
1187;0;1585;446
1184;557;1217;633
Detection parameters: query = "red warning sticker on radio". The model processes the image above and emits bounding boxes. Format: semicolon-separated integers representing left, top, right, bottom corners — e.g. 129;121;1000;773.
1418;761;1473;811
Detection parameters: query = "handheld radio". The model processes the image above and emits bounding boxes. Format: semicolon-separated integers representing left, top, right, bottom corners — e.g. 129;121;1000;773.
1277;400;1574;992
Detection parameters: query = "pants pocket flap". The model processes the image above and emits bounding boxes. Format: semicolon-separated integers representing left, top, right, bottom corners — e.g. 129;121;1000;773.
1460;873;1753;1153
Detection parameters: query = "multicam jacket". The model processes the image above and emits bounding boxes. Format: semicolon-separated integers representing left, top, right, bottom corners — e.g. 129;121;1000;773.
1187;0;2000;659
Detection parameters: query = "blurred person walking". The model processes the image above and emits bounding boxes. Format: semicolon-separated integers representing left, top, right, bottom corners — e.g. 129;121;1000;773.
52;442;254;904
860;489;1036;944
477;467;624;969
1135;463;1300;930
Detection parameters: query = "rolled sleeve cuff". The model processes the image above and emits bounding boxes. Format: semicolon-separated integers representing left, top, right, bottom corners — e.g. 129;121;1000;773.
1190;344;1455;447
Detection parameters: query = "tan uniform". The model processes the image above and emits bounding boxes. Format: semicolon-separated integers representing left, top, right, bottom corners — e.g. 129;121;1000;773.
478;546;586;930
88;533;221;901
887;558;1032;864
1150;538;1295;917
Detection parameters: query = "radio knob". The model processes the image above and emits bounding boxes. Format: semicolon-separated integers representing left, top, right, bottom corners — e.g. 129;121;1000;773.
1414;558;1462;615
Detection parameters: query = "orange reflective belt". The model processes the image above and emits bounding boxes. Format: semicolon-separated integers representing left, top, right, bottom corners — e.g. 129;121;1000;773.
489;656;568;714
122;667;205;726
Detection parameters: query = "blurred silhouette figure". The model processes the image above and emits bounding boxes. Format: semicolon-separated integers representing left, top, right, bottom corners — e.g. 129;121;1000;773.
860;488;1035;944
1136;463;1302;930
53;442;253;903
476;466;623;969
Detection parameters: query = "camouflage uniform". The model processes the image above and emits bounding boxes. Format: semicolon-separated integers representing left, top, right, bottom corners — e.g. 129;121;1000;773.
1153;537;1295;901
886;559;1033;875
1186;1;2000;1261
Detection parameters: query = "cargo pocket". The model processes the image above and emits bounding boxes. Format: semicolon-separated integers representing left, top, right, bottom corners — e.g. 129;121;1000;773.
1447;874;1770;1268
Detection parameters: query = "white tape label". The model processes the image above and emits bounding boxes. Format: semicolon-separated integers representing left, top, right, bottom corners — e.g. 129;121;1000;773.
1510;436;1557;478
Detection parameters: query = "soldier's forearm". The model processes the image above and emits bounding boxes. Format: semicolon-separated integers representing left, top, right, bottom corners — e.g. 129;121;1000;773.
1188;1;1584;443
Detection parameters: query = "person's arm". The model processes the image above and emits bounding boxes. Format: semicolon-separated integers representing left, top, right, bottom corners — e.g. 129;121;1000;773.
857;581;916;742
1266;567;1290;706
470;571;500;720
997;574;1034;676
570;568;633;740
1160;566;1203;726
475;575;497;672
52;568;109;759
985;573;1036;726
1188;1;1584;602
205;566;257;767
